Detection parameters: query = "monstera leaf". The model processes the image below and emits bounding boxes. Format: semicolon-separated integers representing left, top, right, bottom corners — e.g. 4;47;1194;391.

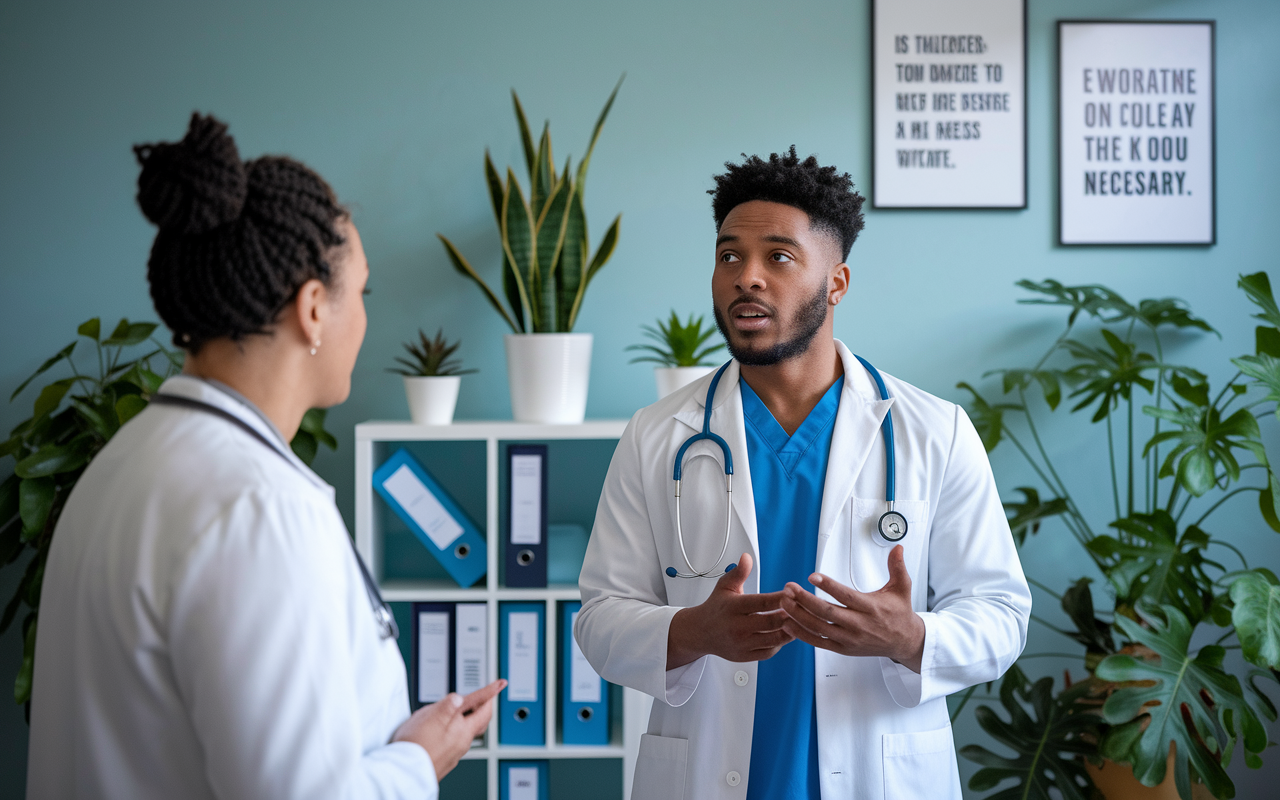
1015;279;1213;333
960;665;1102;800
1004;487;1069;547
1060;578;1115;669
1230;571;1280;670
1096;604;1270;800
957;382;1022;453
1144;404;1267;497
1063;330;1157;422
1087;511;1217;624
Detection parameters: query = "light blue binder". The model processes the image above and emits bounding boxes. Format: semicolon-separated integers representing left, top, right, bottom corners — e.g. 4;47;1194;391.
499;602;545;745
373;448;487;587
499;760;548;800
560;601;609;745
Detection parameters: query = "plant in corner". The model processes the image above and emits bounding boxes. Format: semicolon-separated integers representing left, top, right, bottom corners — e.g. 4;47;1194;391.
627;310;726;399
437;77;623;423
388;328;475;425
954;276;1280;800
0;318;336;710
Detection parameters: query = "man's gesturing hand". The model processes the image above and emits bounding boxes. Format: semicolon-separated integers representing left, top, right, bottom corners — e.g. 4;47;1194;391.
779;545;926;673
666;553;793;670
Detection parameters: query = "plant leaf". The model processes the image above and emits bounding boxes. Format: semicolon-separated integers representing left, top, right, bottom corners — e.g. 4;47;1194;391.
18;477;55;540
1002;487;1068;547
533;176;571;325
956;382;1022;453
1062;331;1157;423
573;74;624;191
290;408;337;466
502;169;539;330
14;613;36;704
1239;272;1280;330
115;394;148;426
15;442;91;479
1232;353;1280;413
101;320;157;347
1229;571;1280;670
1096;604;1266;800
1060;578;1116;659
10;342;75;401
0;475;17;526
555;171;587;331
1088;511;1216;624
959;665;1101;800
77;317;101;341
438;234;520;333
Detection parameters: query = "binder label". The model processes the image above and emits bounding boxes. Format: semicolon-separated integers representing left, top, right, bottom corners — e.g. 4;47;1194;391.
507;611;540;702
508;766;540;800
417;611;450;703
510;454;543;545
383;464;464;550
455;604;487;695
568;611;602;704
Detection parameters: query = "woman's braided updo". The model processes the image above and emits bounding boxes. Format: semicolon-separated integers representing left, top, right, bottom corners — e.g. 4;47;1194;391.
134;113;347;352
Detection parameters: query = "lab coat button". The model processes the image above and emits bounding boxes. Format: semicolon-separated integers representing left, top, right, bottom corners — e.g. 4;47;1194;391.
726;771;741;787
734;670;749;686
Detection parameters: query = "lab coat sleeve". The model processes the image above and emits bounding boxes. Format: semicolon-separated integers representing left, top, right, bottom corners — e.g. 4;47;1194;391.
168;489;438;800
576;415;707;707
881;405;1032;709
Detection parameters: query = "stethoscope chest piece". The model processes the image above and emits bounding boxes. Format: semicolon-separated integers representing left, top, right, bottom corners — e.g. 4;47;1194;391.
877;509;909;545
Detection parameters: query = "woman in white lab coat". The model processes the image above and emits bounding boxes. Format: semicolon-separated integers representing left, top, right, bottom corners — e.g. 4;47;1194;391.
26;113;502;799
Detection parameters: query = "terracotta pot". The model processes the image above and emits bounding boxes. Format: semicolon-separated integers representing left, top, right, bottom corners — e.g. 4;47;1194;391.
1085;747;1216;800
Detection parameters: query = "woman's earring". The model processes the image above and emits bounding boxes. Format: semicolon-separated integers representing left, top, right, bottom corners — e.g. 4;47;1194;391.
310;340;321;356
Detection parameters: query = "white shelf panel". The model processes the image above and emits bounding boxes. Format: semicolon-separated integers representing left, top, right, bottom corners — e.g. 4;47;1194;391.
357;419;630;442
463;745;627;760
378;583;583;603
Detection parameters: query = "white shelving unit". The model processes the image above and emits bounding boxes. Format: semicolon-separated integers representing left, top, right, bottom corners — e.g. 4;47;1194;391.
355;420;650;800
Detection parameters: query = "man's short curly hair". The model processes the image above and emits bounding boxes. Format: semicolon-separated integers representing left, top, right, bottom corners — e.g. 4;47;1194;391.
709;146;865;260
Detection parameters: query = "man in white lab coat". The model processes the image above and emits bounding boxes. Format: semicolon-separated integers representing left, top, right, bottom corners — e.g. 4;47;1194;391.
575;147;1030;799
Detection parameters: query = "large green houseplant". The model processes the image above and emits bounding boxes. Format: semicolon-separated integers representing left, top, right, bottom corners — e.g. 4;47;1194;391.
438;79;623;423
956;276;1280;800
0;318;335;709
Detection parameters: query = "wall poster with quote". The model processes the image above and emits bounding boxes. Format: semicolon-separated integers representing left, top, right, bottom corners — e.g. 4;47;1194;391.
1059;21;1215;245
872;0;1026;209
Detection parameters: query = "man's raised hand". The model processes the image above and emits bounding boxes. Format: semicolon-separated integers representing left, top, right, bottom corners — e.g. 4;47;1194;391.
666;553;794;670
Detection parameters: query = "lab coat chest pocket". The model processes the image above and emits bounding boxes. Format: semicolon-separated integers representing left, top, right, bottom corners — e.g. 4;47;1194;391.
846;497;928;593
632;733;688;800
882;726;961;799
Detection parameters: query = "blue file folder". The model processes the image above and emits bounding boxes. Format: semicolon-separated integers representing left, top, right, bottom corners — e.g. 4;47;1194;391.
499;603;545;745
373;448;487;588
499;760;548;800
561;601;609;745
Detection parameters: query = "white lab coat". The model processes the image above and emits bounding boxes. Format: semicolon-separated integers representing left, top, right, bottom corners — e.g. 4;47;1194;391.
27;376;436;800
576;341;1031;800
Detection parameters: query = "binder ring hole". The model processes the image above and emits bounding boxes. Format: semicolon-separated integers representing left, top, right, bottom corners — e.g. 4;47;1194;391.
578;707;592;722
517;549;535;566
515;707;529;721
455;543;470;558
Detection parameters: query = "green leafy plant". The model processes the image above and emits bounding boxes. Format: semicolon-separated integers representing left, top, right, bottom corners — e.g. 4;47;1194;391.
387;328;477;377
438;78;623;333
0;317;336;709
956;276;1280;800
626;311;726;368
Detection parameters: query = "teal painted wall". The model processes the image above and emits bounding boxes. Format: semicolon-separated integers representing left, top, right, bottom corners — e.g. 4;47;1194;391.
2;0;1279;796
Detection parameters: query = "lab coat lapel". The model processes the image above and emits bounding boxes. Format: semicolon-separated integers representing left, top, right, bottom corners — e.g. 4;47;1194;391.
815;343;894;569
671;362;759;573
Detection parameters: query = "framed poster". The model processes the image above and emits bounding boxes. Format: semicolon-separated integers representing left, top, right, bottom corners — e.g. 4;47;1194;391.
1058;21;1215;245
871;0;1026;209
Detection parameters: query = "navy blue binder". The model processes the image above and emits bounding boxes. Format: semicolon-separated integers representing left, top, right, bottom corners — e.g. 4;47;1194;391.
504;445;548;587
499;760;548;800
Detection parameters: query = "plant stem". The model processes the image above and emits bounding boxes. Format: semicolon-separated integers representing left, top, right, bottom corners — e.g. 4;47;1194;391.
1193;486;1262;527
1127;393;1135;517
949;685;979;723
1018;388;1095;539
1027;577;1063;600
1031;614;1080;641
1107;414;1122;520
1015;652;1089;660
1208;538;1249;569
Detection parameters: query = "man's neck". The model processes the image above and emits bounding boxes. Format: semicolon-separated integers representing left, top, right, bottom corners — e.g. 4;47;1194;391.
739;337;844;436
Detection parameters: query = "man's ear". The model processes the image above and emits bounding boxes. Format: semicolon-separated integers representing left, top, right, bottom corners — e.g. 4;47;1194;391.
830;262;850;305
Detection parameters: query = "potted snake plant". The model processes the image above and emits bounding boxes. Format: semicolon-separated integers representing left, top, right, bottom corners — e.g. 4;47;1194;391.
438;79;623;424
388;329;475;425
627;310;727;399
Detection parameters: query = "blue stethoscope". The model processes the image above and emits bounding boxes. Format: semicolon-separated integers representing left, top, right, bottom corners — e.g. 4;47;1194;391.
665;356;906;580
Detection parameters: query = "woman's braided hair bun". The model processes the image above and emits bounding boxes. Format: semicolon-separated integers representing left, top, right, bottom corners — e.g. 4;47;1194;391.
134;113;248;235
135;112;347;351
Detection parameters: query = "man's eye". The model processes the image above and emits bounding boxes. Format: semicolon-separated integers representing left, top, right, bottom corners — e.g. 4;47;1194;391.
771;253;793;263
719;252;739;263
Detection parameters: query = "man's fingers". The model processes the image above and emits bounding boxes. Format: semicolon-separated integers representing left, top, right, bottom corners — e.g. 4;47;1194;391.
748;628;795;651
717;552;753;594
732;589;789;614
807;574;869;609
880;545;912;594
782;619;835;650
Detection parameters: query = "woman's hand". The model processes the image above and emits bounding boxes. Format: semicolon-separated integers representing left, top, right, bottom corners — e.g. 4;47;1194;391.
393;679;506;779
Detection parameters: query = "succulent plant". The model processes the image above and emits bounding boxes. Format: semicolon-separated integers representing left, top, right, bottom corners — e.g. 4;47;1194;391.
627;311;726;368
388;329;476;377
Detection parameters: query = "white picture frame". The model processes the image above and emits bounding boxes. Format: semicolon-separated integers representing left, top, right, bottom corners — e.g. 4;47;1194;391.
1058;20;1216;246
871;0;1027;209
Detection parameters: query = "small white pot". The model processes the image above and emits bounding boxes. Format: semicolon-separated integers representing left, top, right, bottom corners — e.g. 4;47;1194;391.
655;365;716;399
403;375;461;425
504;333;593;424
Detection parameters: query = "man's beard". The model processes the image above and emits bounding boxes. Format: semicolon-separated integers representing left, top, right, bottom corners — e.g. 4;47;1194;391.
713;282;829;367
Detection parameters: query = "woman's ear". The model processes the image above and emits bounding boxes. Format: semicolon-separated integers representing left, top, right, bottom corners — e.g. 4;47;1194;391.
292;278;329;352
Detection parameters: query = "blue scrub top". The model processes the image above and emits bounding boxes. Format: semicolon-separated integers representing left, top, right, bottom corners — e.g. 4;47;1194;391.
741;375;843;800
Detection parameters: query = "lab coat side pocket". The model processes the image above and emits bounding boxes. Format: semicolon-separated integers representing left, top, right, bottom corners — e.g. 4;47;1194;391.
881;726;961;800
631;733;688;800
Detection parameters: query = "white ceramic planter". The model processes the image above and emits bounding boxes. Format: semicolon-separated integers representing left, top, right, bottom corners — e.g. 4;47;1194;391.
504;333;593;424
403;375;461;425
654;365;716;399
